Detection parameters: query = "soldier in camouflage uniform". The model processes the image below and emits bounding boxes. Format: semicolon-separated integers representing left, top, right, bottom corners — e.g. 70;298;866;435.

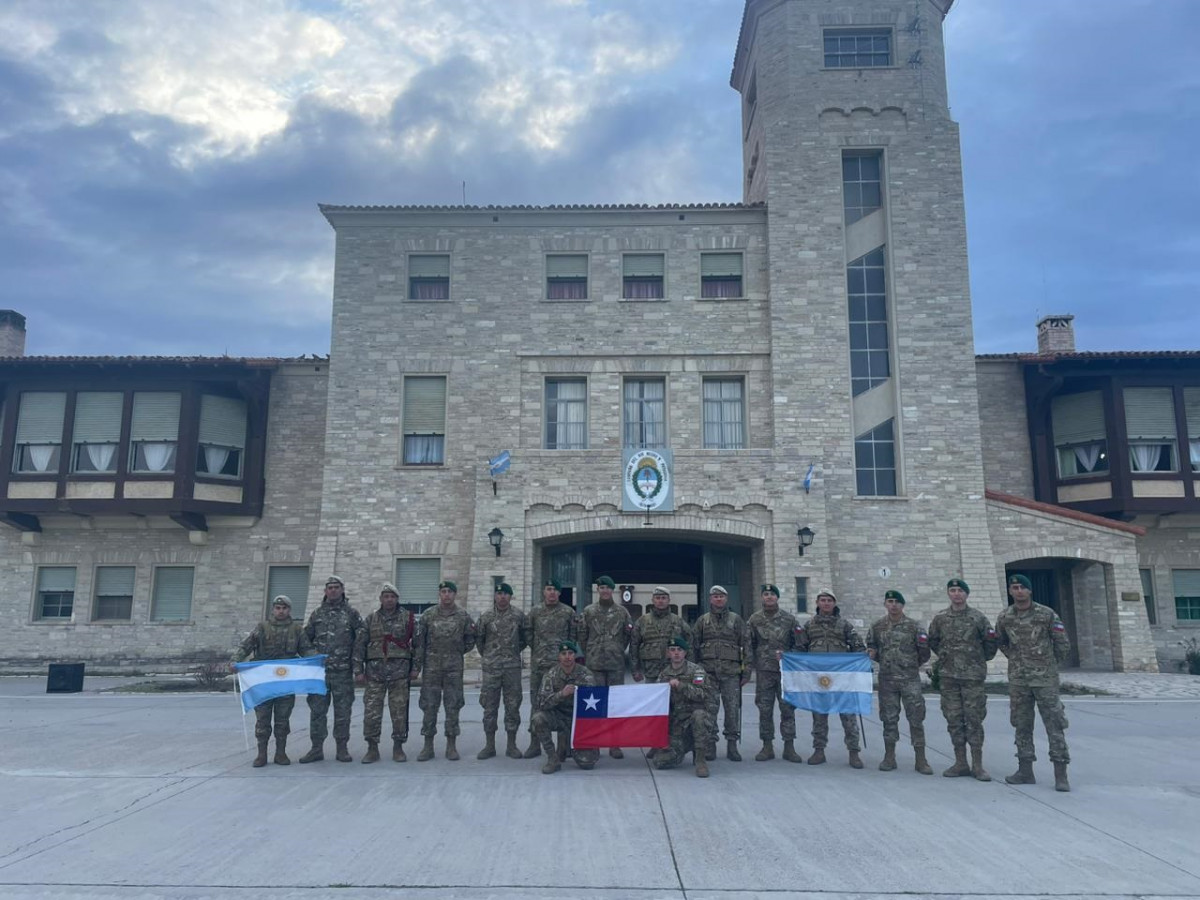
475;582;529;760
532;641;601;774
523;579;579;759
927;577;998;781
796;590;866;768
747;583;804;763
631;587;692;685
652;636;713;778
300;575;364;763
233;595;313;767
692;584;750;762
353;582;416;763
996;573;1072;792
866;589;932;774
414;580;476;761
580;575;633;759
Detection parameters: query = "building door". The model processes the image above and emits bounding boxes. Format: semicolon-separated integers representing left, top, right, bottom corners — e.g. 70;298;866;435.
702;547;744;616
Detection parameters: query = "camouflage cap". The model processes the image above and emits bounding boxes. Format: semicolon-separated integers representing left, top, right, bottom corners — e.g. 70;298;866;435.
668;635;689;651
558;640;581;655
652;586;671;597
1008;574;1033;590
595;575;616;588
379;581;399;597
543;579;562;591
946;577;970;594
438;580;458;592
271;594;292;608
495;582;514;595
760;583;780;597
884;589;906;605
325;575;344;587
708;585;729;596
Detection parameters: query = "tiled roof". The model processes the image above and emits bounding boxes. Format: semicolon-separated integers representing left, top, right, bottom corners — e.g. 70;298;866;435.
984;489;1146;536
0;355;327;366
978;351;1200;362
319;202;763;213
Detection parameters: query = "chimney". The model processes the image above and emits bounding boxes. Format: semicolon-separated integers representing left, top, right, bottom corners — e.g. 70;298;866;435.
0;310;26;357
1036;314;1075;355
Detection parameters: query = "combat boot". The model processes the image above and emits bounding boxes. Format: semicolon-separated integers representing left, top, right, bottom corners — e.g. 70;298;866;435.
445;736;460;761
848;750;863;769
298;742;324;764
807;748;826;765
540;738;559;773
782;740;804;763
505;731;522;759
726;739;741;762
943;745;970;777
970;745;991;782
361;741;380;764
878;741;897;771
523;738;541;759
695;757;709;778
705;744;717;762
755;741;775;761
252;739;269;768
335;740;352;762
1005;758;1036;784
274;736;290;765
477;731;496;760
1053;761;1070;792
609;747;624;759
392;740;406;762
555;732;570;762
913;746;932;775
417;735;436;762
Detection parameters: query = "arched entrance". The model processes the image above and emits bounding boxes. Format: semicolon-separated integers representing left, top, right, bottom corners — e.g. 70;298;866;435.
1005;556;1119;670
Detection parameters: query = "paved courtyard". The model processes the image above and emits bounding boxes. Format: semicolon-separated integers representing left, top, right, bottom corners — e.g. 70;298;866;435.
2;674;1199;900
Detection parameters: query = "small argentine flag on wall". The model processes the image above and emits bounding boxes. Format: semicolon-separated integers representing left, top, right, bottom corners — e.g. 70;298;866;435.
234;655;328;712
780;652;872;715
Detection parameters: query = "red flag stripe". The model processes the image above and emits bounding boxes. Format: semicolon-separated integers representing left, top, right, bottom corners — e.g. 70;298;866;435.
573;715;669;749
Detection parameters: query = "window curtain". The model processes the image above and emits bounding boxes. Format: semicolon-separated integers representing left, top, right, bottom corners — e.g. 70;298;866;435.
1190;439;1200;472
1130;443;1164;472
1073;442;1101;474
703;381;744;449
84;443;117;472
203;445;230;475
702;277;742;298
623;278;662;299
141;443;174;472
550;381;586;448
547;280;587;300
411;281;449;300
404;436;444;464
28;445;56;472
624;381;664;448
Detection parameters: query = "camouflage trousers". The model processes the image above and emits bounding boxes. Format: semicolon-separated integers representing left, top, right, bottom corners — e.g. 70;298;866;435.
811;712;860;751
419;666;465;737
308;669;355;743
753;670;797;741
527;666;552;734
638;660;668;684
590;666;625;687
362;661;411;743
254;695;296;741
878;676;926;747
939;675;987;748
1010;683;1070;763
531;706;600;767
703;668;743;743
652;709;712;769
479;666;523;734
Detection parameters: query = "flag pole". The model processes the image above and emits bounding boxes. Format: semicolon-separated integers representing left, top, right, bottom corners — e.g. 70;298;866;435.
859;713;867;750
233;667;250;751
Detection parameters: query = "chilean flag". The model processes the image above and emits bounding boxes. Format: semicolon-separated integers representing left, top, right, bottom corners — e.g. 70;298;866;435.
572;684;670;749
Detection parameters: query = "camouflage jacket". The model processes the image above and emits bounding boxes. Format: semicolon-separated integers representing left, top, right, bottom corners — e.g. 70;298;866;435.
796;613;866;654
234;617;312;663
657;661;711;722
692;608;750;676
354;607;416;673
995;601;1070;687
630;609;693;676
866;614;930;682
536;663;596;714
747;609;801;672
927;606;997;681
528;602;580;669
303;600;365;673
415;605;475;672
476;606;529;671
580;601;632;671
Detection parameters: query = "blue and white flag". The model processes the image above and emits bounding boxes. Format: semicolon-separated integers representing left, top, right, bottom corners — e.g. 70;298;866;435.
781;652;872;715
488;450;511;477
803;462;815;494
234;655;327;713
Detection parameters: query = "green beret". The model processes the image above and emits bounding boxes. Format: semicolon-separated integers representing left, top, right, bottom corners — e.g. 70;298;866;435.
761;583;780;597
884;589;905;605
495;582;513;595
668;635;689;651
558;640;581;655
543;579;562;591
946;578;970;594
438;580;457;593
1008;574;1032;590
595;575;616;588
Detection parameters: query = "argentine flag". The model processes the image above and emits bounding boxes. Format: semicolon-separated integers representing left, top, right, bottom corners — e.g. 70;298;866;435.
234;655;327;712
781;652;872;715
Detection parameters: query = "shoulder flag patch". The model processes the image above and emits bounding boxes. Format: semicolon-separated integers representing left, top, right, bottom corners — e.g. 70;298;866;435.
1052;622;1065;632
692;675;705;684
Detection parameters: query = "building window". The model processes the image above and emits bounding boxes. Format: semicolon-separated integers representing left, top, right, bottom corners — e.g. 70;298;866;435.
700;252;744;299
409;254;450;300
151;566;194;622
93;566;135;621
1182;387;1200;472
795;577;809;614
545;378;587;449
855;418;898;496
623;253;665;300
1124;387;1178;473
396;558;441;614
847;248;889;397
546;254;588;300
824;27;892;68
267;565;310;620
129;392;180;474
71;392;123;473
14;391;66;474
843;152;882;225
623;378;666;449
196;394;246;478
1139;568;1158;626
1051;391;1108;478
1170;569;1200;622
36;566;76;620
702;377;746;449
402;376;447;465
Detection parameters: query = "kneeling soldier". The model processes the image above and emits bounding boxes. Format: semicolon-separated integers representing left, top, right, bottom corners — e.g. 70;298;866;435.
532;641;600;774
354;582;417;763
652;636;714;778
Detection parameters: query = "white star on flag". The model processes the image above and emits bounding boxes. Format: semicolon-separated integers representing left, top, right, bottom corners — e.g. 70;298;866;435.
583;694;600;711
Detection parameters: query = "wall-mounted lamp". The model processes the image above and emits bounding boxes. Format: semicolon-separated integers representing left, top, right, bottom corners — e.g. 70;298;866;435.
797;525;816;557
488;527;505;557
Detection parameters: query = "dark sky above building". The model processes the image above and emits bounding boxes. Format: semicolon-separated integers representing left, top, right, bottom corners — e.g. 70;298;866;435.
1;0;1196;357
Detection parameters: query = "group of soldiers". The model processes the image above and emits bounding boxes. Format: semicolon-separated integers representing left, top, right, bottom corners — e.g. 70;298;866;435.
234;571;1073;790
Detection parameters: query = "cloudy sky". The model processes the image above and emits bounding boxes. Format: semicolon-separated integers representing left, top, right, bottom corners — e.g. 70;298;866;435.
1;0;1196;358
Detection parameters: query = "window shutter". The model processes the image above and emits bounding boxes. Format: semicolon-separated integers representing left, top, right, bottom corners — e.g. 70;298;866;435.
96;566;135;595
403;377;447;434
38;566;76;592
623;254;665;277
1050;391;1105;445
701;253;743;278
199;395;247;448
546;255;587;278
15;392;67;443
396;558;441;604
409;255;450;277
152;567;194;621
1183;388;1200;439
73;392;124;443
1171;569;1200;597
130;393;181;441
267;565;311;619
1123;388;1177;441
